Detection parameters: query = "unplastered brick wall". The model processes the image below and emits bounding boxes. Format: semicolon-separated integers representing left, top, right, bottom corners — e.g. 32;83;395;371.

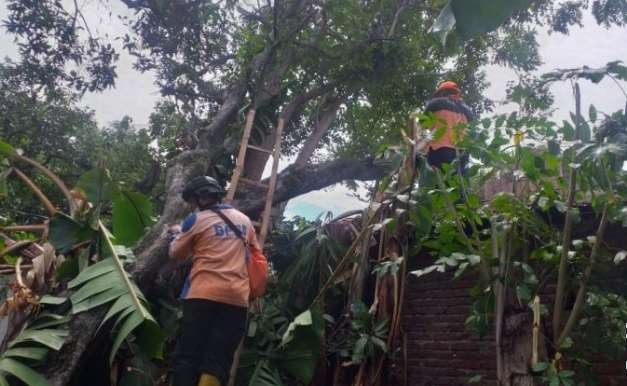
404;266;497;386
403;256;627;386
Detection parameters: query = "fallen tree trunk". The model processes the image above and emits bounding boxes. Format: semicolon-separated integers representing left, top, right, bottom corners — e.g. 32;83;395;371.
43;150;388;385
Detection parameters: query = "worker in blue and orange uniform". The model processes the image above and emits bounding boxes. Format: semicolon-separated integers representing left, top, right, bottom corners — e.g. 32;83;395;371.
424;81;475;174
168;176;260;386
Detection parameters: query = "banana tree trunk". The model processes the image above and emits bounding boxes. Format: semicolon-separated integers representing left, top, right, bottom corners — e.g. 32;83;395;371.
502;311;538;386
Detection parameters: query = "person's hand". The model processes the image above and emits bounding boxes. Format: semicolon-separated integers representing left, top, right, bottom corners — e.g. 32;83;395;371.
168;224;182;235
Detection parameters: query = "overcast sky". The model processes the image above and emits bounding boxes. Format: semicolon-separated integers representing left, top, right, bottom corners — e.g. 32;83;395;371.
1;1;626;219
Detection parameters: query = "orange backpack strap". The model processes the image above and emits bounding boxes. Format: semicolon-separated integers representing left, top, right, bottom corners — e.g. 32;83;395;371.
209;207;249;247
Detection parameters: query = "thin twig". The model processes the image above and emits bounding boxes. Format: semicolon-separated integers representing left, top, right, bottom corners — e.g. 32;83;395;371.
16;154;75;215
552;83;581;342
0;224;47;233
0;240;35;260
312;204;385;305
607;74;627;99
557;204;609;346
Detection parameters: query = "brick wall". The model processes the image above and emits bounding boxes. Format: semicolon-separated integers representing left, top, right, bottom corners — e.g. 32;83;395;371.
403;255;627;385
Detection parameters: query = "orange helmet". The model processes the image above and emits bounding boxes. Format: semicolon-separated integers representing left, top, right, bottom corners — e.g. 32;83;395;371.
435;81;461;95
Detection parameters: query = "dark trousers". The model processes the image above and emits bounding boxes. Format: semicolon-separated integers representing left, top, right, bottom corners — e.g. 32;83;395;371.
173;299;247;386
427;147;468;175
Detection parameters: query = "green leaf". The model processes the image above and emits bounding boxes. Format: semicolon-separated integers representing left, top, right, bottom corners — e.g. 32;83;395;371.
614;250;627;265
109;313;144;364
67;221;162;364
134;320;165;360
0;140;16;158
278;308;324;383
516;285;532;302
588;105;597;122
29;314;71;330
68;258;116;288
0;358;49;386
112;190;154;247
72;286;127;314
532;361;549;372
607;61;627;80
48;213;94;254
282;311;313;346
248;359;284;386
450;0;533;40
3;347;47;361
76;167;116;204
430;2;456;45
548;140;560;155
468;374;483;383
70;270;119;304
559;336;573;349
561;120;575;140
10;329;68;351
98;295;134;331
352;335;368;363
559;370;575;378
38;295;67;306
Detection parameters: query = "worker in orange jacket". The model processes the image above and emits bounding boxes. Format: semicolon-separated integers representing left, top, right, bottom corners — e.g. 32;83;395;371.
168;176;260;386
424;81;474;174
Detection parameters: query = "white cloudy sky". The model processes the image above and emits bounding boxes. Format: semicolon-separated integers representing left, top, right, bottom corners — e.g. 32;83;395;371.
1;1;626;219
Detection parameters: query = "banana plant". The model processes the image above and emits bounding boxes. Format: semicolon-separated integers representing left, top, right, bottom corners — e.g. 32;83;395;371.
68;222;163;363
0;312;69;386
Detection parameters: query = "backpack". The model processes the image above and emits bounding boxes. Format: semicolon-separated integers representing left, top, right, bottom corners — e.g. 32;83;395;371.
209;207;268;299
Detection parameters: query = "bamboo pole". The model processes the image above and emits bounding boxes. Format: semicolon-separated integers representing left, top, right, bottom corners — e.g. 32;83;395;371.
226;109;257;202
258;117;284;248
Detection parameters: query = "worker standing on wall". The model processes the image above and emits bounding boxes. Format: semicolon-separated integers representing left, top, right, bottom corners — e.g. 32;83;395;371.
168;176;261;386
424;81;475;175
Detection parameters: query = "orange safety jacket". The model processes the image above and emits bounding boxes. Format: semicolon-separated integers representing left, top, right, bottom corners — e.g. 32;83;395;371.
169;204;259;308
425;96;474;151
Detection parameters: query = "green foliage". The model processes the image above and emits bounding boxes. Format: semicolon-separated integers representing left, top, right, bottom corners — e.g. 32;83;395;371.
239;306;324;386
345;302;388;364
0;314;71;386
112;190;155;247
432;0;534;43
5;0;118;93
68;224;163;363
542;61;627;84
48;213;96;254
406;61;627;382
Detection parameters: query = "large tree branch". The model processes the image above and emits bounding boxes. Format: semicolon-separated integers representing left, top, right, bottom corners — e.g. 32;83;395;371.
294;97;342;165
236;157;389;217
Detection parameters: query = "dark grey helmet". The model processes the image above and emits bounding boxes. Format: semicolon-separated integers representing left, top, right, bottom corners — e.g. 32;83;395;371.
182;176;225;202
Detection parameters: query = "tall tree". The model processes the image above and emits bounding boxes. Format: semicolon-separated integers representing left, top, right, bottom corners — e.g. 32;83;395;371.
2;0;627;384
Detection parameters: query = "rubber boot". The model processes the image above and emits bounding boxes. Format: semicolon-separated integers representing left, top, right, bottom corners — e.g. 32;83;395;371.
198;373;221;386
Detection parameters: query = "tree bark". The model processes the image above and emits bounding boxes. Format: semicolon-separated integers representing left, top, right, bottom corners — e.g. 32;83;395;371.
294;97;341;166
235;156;390;217
502;311;539;386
